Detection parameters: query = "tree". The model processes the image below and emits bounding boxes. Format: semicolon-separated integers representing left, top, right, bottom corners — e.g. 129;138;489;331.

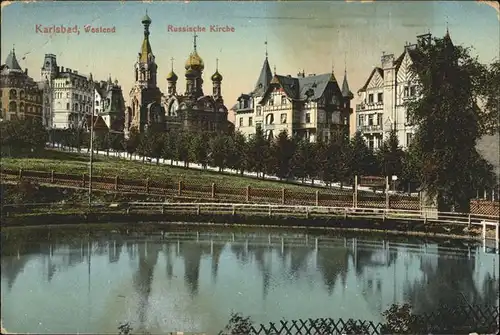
405;34;494;212
149;132;164;164
125;127;140;160
270;130;295;180
209;133;230;172
476;60;499;135
136;132;150;162
161;131;177;165
228;131;247;175
176;131;191;167
246;127;271;178
350;131;377;179
377;128;404;178
189;131;209;169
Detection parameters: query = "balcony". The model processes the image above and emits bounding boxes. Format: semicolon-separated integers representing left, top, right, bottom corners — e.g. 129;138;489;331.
359;124;383;132
356;102;383;112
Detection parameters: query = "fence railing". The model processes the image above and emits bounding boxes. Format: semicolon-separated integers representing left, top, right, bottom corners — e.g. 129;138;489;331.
248;304;499;335
2;168;499;217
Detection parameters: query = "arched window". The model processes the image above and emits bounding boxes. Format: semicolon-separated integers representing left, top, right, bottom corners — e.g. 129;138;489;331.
265;113;274;125
19;90;25;100
9;101;17;113
19;102;25;114
29;106;33;116
9;89;17;100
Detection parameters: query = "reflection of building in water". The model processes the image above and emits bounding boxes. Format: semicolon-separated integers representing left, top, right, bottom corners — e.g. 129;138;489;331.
132;240;161;331
316;247;350;295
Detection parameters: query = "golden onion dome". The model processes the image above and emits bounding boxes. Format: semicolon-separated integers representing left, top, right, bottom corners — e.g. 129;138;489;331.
166;70;178;81
185;51;204;71
211;70;223;82
185;67;196;77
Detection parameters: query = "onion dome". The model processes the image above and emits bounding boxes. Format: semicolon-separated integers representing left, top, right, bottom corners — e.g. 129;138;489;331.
141;13;151;24
211;70;223;82
166;70;178;82
185;51;204;71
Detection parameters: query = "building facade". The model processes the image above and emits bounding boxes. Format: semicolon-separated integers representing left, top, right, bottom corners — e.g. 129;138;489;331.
94;77;126;132
1;49;43;122
41;53;94;129
234;54;353;142
356;32;446;150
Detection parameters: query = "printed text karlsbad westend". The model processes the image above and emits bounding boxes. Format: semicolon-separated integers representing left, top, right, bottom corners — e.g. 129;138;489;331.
35;25;116;35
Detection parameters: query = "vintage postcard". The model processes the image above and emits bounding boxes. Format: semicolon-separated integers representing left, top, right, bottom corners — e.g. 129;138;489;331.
1;1;499;334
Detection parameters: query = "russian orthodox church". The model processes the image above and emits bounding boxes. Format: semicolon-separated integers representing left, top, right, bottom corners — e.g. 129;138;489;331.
125;14;231;136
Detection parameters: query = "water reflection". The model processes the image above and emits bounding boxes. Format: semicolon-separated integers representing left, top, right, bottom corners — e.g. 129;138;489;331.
1;228;498;334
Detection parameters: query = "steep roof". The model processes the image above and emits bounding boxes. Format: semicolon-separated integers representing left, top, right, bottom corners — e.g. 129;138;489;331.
341;71;354;99
260;73;341;103
253;57;273;96
358;67;383;93
4;49;22;71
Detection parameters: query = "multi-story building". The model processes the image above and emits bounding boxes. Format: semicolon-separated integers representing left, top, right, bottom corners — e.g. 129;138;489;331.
94;77;126;132
40;53;94;129
1;48;44;122
356;32;449;150
234;53;353;142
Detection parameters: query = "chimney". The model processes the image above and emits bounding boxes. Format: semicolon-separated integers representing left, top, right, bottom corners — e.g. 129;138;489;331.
287;74;292;78
61;66;64;72
74;70;78;74
24;69;28;75
381;53;395;69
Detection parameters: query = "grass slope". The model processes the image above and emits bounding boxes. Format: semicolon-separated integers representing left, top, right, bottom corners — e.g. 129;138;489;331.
1;149;342;192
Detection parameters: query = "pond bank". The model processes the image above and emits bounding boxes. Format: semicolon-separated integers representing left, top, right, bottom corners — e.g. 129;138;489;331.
0;210;490;242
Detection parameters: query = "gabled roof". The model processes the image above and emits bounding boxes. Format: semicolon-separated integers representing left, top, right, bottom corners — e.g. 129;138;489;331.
358;67;383;93
85;114;108;131
259;73;341;103
253;57;273;96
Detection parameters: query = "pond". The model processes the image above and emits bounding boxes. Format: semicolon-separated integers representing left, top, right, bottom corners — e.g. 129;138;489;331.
1;225;499;334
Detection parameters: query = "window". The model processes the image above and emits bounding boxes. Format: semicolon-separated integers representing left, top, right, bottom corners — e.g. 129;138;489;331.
305;113;311;123
368;94;374;103
280;113;287;124
96;100;99;106
406;111;411;124
404;86;409;97
281;95;287;105
377;113;383;126
368;138;374;150
407;133;414;146
249;117;253;126
410;86;416;96
67;92;70;98
368;114;374;126
377;93;383;102
66;103;70;110
268;98;274;106
266;113;274;125
239;117;243;127
358;115;365;126
9;89;16;99
256;122;262;129
20;91;24;99
256;106;262;116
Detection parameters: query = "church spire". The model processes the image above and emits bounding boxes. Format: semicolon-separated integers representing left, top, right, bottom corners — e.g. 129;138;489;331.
211;58;223;82
139;11;153;63
341;62;354;100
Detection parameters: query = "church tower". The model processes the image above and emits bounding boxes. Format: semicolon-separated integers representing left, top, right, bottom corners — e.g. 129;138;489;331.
211;58;223;103
184;33;205;101
129;12;163;133
41;53;58;82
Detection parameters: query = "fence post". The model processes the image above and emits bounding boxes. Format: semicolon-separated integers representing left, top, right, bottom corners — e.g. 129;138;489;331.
211;183;216;199
385;176;390;209
178;180;182;196
353;175;358;208
18;168;23;180
315;190;319;206
145;178;150;194
246;185;250;202
115;176;119;191
82;173;86;188
51;170;55;183
281;187;285;205
468;213;471;228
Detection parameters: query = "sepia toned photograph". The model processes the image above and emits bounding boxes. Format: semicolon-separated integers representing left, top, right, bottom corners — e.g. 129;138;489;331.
1;0;499;334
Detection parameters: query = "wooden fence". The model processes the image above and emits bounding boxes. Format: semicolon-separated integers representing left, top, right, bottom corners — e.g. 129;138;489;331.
1;168;498;217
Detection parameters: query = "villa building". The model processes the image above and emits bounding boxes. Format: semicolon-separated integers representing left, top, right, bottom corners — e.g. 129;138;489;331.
356;31;452;150
233;53;354;142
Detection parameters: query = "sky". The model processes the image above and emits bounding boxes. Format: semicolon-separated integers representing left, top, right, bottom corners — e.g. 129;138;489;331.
1;1;499;113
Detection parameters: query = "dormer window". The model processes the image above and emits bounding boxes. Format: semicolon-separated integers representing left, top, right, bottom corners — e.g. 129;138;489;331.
368;94;374;103
268;98;274;106
281;95;287;105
